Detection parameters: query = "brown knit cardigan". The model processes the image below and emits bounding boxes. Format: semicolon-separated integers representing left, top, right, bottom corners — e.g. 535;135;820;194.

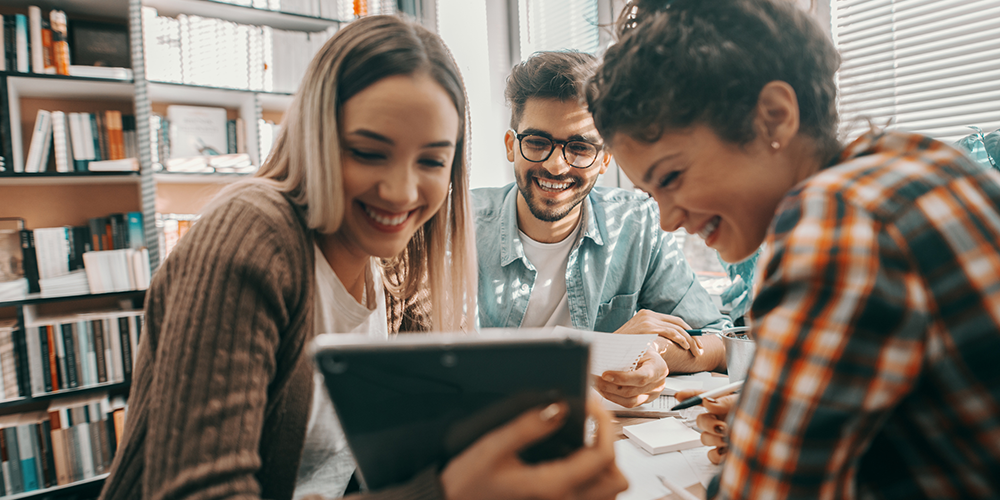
98;183;442;500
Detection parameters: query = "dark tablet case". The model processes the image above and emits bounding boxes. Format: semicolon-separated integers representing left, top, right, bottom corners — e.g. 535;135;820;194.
314;335;590;491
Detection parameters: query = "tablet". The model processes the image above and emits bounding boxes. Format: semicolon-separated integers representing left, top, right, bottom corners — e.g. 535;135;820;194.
312;329;590;491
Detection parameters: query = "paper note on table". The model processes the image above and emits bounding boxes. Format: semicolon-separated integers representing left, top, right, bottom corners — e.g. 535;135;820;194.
624;417;703;455
614;439;702;500
553;327;658;375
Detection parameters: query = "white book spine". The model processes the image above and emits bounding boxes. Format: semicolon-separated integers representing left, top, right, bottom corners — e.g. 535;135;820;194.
28;6;43;74
24;109;52;173
81;113;96;161
24;325;44;395
51;111;71;173
102;319;115;383
107;317;123;383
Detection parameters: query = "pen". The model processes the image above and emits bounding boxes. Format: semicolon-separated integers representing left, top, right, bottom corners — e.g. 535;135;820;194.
684;328;721;336
670;380;745;410
657;475;702;500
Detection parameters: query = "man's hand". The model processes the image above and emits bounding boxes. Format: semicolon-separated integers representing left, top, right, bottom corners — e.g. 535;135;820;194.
675;388;738;465
615;309;703;356
594;349;667;408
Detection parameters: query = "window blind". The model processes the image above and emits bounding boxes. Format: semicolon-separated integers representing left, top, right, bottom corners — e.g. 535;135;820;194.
832;0;1000;143
517;0;600;61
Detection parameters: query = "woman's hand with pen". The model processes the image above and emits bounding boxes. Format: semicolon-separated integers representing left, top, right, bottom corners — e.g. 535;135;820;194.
675;388;738;465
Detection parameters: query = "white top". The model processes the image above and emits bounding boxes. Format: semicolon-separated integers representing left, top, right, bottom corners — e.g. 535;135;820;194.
518;223;581;328
294;244;388;499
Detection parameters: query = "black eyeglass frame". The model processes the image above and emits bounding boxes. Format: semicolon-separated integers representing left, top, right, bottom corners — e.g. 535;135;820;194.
512;131;604;169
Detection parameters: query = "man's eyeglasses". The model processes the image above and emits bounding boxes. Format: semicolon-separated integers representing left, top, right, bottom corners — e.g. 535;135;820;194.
513;132;603;169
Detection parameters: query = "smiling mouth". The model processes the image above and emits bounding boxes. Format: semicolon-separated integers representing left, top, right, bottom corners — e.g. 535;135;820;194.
534;177;573;193
697;216;721;240
361;203;412;227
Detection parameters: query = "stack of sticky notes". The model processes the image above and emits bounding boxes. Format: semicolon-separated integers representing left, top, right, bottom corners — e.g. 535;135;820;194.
623;418;703;455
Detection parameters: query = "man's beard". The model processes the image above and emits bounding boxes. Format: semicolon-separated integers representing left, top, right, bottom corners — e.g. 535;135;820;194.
515;168;597;223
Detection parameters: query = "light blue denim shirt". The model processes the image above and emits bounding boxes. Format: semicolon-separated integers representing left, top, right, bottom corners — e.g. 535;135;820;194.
473;184;731;332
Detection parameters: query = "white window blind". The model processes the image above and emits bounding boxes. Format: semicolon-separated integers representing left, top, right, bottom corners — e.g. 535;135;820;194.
832;0;1000;143
517;0;600;60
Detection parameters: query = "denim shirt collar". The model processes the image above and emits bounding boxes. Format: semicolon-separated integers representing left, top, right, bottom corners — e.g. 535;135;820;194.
498;187;606;268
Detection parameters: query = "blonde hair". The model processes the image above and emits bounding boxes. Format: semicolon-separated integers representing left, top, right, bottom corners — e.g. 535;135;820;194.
236;15;476;332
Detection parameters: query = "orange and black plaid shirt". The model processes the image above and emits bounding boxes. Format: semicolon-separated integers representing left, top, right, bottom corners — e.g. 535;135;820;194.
717;131;1000;499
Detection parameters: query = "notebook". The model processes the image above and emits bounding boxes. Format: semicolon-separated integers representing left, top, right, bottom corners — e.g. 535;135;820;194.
552;326;657;375
623;418;703;455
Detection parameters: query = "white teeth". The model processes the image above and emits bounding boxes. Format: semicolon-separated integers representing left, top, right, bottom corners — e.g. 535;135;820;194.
698;216;721;239
364;205;408;226
537;179;571;191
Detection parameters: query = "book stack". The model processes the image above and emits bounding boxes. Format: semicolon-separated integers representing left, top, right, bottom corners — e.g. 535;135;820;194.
19;109;139;174
18;212;147;297
82;249;151;294
156;214;198;263
0;394;128;495
24;311;142;396
141;7;341;93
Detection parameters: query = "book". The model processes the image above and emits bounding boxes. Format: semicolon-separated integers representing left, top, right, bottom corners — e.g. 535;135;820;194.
24;109;52;173
48;10;69;75
19;230;40;294
67;65;133;80
15;14;29;73
0;15;5;72
0;228;23;283
126;212;144;250
622;418;703;455
68;20;130;68
166;105;228;159
51;111;72;173
87;158;138;172
28;6;43;74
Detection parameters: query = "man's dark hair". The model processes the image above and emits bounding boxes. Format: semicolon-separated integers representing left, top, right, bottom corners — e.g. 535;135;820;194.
590;0;841;160
506;51;598;130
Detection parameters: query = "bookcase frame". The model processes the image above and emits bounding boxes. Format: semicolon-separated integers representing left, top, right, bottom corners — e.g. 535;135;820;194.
0;0;349;498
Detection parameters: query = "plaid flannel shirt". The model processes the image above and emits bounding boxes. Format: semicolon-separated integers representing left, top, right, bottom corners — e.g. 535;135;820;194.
717;131;1000;499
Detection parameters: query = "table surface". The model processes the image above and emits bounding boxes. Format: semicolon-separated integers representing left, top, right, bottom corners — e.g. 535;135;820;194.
612;416;710;500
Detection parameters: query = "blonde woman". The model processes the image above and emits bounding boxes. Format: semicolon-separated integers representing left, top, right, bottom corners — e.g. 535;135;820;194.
100;15;624;500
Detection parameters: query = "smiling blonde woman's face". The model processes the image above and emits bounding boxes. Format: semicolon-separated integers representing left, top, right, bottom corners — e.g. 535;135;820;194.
333;72;459;260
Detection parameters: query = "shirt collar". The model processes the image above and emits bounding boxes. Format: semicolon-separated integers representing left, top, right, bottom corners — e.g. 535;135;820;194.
499;188;605;267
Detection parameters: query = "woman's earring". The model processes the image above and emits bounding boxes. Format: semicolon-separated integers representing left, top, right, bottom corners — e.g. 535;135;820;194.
770;141;780;150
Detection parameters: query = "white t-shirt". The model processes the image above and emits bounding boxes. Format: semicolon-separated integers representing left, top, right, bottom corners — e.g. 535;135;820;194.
518;223;581;328
294;244;388;500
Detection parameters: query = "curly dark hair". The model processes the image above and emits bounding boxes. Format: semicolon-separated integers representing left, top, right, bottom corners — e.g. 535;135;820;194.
590;0;840;159
506;51;598;130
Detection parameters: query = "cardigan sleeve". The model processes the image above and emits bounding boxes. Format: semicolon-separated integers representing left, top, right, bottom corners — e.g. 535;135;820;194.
139;193;310;500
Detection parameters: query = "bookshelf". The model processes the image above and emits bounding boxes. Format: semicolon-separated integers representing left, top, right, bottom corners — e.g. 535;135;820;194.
0;0;403;497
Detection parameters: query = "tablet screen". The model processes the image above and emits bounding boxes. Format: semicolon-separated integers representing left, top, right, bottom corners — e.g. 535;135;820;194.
314;334;590;491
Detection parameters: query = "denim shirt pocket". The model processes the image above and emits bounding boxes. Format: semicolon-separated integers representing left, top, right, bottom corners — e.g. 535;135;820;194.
594;291;639;332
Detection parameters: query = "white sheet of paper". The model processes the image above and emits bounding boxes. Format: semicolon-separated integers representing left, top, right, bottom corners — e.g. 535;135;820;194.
681;447;722;488
614;439;701;500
